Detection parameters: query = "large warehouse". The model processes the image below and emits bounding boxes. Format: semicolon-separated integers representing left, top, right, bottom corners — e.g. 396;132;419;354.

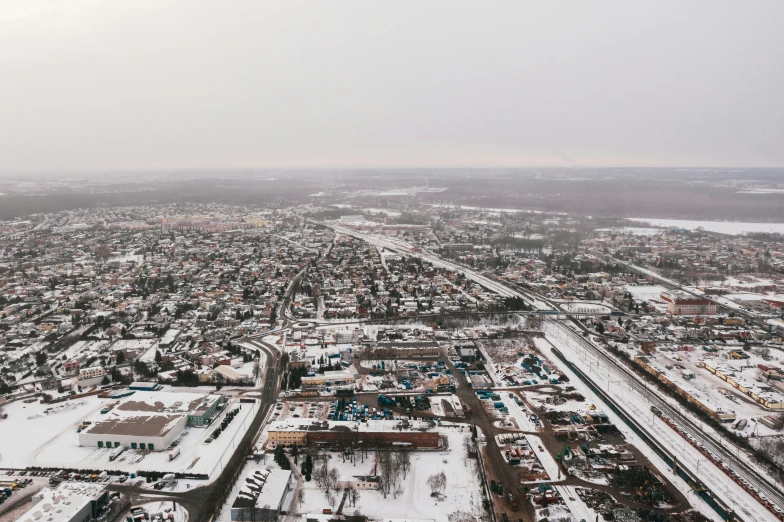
16;482;108;522
78;391;226;450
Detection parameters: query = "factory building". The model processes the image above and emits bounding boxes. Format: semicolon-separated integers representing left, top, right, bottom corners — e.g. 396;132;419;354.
78;391;227;450
267;419;440;449
230;469;292;521
15;482;108;522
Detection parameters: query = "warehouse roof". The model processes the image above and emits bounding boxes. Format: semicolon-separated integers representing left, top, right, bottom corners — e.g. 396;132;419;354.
81;414;184;438
81;390;210;438
16;482;106;522
232;469;290;511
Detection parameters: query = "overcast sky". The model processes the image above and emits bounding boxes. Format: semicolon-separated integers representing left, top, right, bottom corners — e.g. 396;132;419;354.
1;1;783;173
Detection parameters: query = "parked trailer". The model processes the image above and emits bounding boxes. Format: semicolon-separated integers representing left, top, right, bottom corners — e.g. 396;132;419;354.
109;445;126;461
732;418;747;431
169;447;181;461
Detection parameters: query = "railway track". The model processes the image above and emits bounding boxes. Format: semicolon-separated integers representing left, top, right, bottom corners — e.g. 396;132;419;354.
320;223;784;520
547;318;784;517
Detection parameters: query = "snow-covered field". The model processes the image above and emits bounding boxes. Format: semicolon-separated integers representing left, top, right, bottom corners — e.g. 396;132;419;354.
297;431;484;522
626;218;784;235
625;284;668;302
0;398;101;469
596;227;662;236
722;293;768;301
559;302;612;314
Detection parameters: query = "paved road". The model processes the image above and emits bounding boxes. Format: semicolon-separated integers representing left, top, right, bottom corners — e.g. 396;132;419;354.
320;224;778;520
108;337;284;521
597;253;783;340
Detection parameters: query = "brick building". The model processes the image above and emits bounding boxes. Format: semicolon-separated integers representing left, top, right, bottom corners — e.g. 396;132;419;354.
661;291;717;315
267;419;439;449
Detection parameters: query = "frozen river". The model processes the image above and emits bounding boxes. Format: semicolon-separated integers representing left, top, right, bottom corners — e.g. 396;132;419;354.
627;217;784;235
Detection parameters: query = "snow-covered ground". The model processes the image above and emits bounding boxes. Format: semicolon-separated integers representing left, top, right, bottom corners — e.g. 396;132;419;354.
555;485;605;522
626;218;784;235
326;224;770;520
524;434;562;483
595;226;663;236
635;348;777;435
131;500;188;522
559;302;612;314
500;394;538;432
540;323;772;522
296;431;484;522
625;284;669;303
0;398;100;469
0;394;258;480
213;459;287;522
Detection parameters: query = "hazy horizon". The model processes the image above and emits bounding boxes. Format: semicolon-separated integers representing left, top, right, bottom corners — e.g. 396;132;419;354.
1;1;784;173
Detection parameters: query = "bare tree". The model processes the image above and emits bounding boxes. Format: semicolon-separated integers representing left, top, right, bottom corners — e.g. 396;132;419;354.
348;486;361;507
314;460;329;491
463;436;474;455
375;450;406;498
328;467;341;494
396;451;411;479
376;451;393;498
448;510;481;522
259;505;276;522
426;471;447;496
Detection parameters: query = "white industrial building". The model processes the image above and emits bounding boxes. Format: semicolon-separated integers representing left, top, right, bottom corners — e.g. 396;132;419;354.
442;394;464;417
78;391;213;451
300;370;356;387
15;482;108;522
230;469;292;520
77;366;108;387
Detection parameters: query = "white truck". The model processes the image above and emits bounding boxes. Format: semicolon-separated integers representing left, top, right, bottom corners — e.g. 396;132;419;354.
168;447;180;461
109;445;125;462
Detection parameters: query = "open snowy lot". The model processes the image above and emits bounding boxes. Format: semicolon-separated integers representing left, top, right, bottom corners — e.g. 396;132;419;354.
559;302;612;314
296;431;484;522
624;284;669;303
0;398;101;469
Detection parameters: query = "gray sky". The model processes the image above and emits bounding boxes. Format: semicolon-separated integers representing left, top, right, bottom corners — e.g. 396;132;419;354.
1;1;783;172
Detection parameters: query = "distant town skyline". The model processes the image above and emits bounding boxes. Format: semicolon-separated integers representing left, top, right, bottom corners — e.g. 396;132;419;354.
1;1;783;173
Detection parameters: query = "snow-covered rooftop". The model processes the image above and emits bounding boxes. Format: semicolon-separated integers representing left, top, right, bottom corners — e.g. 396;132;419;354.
16;481;107;522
